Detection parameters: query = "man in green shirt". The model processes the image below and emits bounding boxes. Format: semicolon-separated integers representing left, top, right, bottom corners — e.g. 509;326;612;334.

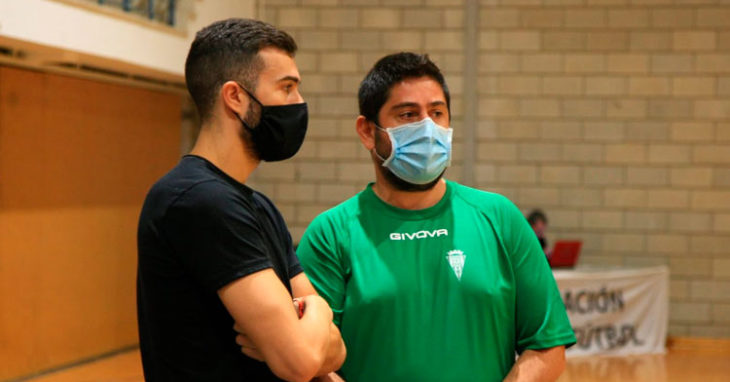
297;53;575;381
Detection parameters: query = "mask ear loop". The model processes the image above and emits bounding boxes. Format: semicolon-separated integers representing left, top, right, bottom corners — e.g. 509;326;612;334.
235;82;263;106
234;82;262;131
371;148;388;163
370;120;392;165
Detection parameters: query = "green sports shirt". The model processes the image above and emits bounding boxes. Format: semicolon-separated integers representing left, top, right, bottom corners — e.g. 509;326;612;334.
297;181;575;381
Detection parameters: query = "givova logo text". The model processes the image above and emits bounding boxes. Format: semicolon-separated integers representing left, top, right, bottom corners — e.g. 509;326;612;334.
389;229;448;241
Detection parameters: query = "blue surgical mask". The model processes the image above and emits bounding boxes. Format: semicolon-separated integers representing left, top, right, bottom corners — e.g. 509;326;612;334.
373;117;453;185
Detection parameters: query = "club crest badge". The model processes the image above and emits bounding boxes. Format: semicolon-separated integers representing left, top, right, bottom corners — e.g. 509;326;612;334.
446;249;466;281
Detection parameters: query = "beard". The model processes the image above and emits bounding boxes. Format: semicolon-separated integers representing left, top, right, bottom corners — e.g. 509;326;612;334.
373;130;445;192
238;100;263;160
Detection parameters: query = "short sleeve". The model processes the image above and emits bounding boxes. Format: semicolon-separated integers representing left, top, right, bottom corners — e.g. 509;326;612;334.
160;181;272;292
255;192;303;279
285;231;304;278
296;214;347;326
499;198;576;353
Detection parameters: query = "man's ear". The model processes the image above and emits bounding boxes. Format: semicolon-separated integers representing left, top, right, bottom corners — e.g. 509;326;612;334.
356;116;375;151
220;81;248;117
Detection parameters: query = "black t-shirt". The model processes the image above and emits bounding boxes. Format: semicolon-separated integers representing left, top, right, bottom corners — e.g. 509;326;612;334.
137;155;302;381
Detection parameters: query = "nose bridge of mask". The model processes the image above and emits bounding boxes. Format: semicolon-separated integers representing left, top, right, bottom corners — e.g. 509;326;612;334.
391;118;450;146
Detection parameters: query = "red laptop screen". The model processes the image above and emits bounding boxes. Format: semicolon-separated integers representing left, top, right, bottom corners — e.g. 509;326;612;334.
549;240;583;268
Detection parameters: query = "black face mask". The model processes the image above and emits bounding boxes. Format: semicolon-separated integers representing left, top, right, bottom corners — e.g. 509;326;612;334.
235;84;308;162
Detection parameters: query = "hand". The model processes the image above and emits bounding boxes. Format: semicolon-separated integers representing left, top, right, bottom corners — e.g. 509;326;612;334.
233;323;264;361
294;297;304;318
313;372;346;382
300;294;334;322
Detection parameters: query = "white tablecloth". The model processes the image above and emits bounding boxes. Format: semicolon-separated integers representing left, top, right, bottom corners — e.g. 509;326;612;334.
553;266;669;357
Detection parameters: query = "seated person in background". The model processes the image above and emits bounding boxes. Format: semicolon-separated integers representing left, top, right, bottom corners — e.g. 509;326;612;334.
528;209;551;258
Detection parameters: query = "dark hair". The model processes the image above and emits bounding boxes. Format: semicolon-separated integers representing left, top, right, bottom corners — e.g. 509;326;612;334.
358;52;450;124
527;210;548;226
184;18;297;121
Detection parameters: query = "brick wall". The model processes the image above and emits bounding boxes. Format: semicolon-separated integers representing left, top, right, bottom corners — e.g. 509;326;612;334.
249;0;730;337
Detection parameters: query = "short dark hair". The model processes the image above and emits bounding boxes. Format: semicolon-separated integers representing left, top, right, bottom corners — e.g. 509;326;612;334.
358;52;450;124
527;210;548;226
185;18;297;121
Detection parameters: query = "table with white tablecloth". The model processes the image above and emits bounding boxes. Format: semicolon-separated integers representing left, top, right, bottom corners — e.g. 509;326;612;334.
552;266;669;357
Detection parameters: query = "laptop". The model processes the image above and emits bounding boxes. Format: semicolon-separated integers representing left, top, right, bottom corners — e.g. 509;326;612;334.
548;240;582;268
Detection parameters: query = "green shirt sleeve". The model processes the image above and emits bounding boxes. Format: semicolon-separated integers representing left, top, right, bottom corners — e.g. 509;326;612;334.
499;197;576;353
296;213;347;326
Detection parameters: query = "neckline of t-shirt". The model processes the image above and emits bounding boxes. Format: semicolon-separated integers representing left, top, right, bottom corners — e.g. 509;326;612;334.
183;154;255;196
362;180;453;220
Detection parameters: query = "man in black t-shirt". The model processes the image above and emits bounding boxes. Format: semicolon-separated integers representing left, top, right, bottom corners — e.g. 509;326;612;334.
137;19;345;381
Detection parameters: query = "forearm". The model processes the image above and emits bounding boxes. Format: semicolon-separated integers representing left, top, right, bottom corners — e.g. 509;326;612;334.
503;347;566;382
315;323;347;376
292;301;332;368
290;272;346;375
221;271;334;382
234;312;331;382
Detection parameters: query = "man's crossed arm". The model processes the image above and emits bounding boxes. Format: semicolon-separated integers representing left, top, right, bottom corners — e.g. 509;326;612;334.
219;270;346;382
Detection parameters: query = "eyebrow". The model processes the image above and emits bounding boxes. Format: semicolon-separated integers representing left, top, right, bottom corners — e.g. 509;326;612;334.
391;101;447;109
391;102;419;110
277;75;301;84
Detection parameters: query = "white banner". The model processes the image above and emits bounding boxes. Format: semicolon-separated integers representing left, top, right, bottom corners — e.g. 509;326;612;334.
553;266;669;357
